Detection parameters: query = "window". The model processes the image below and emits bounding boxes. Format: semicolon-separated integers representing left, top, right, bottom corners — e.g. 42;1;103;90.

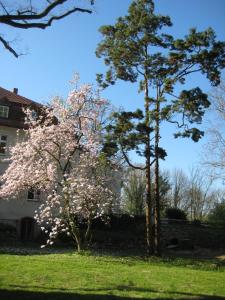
27;188;41;201
31;110;37;120
0;106;9;118
0;135;7;154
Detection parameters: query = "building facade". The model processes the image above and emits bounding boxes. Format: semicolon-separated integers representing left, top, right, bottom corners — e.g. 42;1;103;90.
0;87;42;240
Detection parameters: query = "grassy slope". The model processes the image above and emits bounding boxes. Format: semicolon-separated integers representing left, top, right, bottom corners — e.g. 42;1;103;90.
0;253;225;299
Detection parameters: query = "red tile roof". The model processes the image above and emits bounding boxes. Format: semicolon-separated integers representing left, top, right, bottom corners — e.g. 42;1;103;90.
0;86;40;106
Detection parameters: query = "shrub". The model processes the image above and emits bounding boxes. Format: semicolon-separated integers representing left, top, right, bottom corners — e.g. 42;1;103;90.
165;208;187;220
192;219;202;226
208;201;225;225
0;222;16;233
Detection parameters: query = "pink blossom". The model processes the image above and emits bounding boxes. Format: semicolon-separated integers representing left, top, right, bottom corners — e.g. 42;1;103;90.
0;79;116;251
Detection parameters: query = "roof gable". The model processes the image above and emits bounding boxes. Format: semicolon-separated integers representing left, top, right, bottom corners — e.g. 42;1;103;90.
0;87;40;106
0;87;42;129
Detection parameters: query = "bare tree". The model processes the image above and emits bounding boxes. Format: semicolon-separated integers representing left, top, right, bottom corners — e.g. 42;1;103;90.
167;167;221;220
0;0;94;57
203;81;225;181
167;168;189;210
122;168;170;216
122;168;146;216
187;167;215;220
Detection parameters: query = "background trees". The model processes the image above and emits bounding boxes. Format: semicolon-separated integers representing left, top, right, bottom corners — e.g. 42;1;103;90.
0;81;116;251
167;169;189;210
203;81;225;181
121;168;170;216
96;0;225;255
122;168;146;216
186;167;215;220
166;166;223;221
0;0;94;57
208;200;225;225
122;165;222;222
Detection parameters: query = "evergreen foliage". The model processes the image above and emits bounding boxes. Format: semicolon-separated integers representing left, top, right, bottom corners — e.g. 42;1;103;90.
96;0;225;255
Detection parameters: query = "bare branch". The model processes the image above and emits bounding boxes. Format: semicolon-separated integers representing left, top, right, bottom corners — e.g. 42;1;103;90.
0;36;19;57
0;8;92;29
0;0;94;57
119;143;146;170
0;1;92;22
0;1;9;14
165;113;186;129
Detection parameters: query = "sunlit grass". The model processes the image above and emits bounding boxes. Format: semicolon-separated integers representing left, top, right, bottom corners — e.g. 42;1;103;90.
0;251;225;299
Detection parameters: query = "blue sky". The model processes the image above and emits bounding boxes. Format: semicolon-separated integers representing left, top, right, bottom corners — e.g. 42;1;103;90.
1;0;225;175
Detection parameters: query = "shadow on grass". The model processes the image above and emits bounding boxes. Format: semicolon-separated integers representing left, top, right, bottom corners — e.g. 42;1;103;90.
0;243;75;256
1;287;225;300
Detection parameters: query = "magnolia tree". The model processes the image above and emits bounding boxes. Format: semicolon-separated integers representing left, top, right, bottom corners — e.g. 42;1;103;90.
0;82;116;251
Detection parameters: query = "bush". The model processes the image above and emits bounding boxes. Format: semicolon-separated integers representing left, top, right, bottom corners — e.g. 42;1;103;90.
208;201;225;225
92;214;145;231
0;222;17;240
165;208;187;220
0;222;16;233
192;219;202;226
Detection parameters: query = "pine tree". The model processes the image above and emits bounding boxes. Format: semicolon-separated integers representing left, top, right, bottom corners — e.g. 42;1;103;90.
96;0;225;255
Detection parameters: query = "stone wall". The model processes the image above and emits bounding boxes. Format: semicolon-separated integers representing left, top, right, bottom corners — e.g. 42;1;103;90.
1;216;224;250
91;219;225;250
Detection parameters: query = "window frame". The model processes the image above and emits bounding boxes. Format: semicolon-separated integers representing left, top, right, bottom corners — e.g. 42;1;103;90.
0;134;8;155
27;188;41;202
0;105;9;118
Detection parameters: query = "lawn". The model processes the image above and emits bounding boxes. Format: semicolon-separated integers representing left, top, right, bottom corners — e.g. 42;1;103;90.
0;249;225;300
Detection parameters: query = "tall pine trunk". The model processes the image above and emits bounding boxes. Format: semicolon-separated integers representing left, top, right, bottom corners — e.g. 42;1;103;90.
154;88;161;256
144;74;154;255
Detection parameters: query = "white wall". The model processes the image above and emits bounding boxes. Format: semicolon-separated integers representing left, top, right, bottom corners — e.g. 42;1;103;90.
0;126;40;221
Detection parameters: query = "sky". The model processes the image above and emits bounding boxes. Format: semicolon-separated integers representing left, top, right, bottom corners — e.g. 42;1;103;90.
0;0;225;177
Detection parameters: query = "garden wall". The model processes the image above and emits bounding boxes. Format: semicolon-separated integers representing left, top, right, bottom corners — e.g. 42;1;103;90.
1;215;224;250
90;215;225;250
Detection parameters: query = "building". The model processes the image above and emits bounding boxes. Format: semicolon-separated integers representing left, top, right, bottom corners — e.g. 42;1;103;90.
0;87;42;240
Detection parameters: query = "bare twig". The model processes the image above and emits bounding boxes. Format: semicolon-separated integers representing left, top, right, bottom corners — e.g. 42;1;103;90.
0;0;94;57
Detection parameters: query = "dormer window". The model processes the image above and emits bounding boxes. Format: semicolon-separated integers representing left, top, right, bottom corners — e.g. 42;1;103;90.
0;105;9;118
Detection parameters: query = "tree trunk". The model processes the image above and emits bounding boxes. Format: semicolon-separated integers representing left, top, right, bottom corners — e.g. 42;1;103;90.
84;218;92;248
76;239;82;252
68;218;83;253
154;90;161;256
144;75;154;255
145;154;154;255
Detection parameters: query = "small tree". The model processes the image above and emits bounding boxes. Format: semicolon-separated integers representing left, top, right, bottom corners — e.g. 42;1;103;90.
0;81;116;251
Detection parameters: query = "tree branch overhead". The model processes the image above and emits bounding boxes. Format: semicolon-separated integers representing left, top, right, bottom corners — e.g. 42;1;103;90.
0;0;94;57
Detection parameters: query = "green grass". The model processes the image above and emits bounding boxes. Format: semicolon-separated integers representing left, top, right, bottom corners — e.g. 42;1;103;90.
0;250;225;299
